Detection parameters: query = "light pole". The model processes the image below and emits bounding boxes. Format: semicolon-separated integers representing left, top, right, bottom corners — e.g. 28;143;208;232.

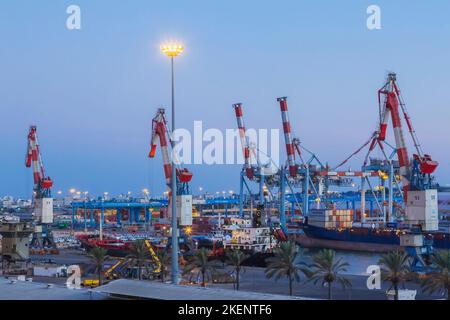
161;42;184;284
83;191;89;232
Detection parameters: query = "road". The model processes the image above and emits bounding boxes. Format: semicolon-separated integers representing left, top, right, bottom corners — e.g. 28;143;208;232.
206;266;444;300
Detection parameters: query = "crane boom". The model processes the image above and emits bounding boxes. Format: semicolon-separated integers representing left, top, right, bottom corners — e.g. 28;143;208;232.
148;108;193;190
148;108;193;225
233;103;253;179
277;97;298;177
361;73;439;202
149;109;173;188
145;240;162;273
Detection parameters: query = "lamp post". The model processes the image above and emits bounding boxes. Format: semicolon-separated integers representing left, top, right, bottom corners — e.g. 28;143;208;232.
160;42;184;284
83;191;89;232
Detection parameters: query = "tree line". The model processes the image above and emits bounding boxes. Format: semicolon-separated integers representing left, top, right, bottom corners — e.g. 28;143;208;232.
87;240;450;300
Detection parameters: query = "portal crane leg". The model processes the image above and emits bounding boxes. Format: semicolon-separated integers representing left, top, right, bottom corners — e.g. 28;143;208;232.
302;166;310;216
239;171;245;217
279;170;287;234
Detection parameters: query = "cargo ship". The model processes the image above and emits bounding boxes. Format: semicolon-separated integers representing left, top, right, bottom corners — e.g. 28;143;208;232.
294;194;450;252
297;224;450;251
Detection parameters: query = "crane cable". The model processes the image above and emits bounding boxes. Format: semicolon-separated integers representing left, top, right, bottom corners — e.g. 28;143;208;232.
333;133;376;170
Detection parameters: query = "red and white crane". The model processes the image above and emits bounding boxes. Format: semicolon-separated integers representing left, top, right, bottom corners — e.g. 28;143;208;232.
276;97;371;183
148;108;193;225
149;108;193;193
277;97;298;178
26;126;53;197
368;73;438;199
233;103;254;179
25;125;54;224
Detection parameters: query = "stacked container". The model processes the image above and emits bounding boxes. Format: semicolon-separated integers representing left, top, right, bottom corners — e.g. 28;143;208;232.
308;209;353;229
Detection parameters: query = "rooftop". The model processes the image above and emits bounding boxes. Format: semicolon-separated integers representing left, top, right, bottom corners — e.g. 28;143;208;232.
0;277;104;300
93;279;313;300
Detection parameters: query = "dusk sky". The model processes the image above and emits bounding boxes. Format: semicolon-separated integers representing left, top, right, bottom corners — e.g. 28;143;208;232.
1;0;449;198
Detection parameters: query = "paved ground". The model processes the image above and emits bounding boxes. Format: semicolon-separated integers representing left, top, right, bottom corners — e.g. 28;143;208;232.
207;266;444;300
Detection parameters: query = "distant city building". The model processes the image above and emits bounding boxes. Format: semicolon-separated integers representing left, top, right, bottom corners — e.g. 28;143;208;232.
1;196;31;210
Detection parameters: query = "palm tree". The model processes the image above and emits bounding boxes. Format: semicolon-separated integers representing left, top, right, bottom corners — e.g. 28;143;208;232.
378;250;411;300
421;250;450;300
183;248;221;287
304;249;351;300
157;249;172;283
88;246;109;285
225;249;249;290
127;239;150;280
265;241;305;296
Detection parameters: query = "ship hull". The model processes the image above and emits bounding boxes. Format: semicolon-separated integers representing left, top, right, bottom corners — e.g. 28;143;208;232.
296;225;450;251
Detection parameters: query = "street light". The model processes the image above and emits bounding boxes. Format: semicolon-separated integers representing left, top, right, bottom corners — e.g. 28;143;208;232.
83;191;89;232
161;40;184;285
160;43;184;57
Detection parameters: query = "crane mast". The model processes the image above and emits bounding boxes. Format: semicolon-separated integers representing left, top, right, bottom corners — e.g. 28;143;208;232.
371;73;438;198
377;74;411;199
277;97;298;177
233;103;254;179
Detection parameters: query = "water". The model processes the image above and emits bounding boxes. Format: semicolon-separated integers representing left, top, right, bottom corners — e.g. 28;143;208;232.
334;251;382;275
296;249;382;276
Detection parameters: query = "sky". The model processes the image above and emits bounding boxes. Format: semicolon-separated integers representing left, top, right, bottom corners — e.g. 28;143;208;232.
1;0;449;198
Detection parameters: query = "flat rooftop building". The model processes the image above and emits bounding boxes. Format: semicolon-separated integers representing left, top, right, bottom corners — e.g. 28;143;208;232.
93;279;313;300
0;278;105;300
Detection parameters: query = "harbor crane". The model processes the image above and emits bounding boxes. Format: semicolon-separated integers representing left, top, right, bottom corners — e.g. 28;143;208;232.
358;73;438;219
332;73;439;271
369;73;438;196
276;97;366;232
148;108;193;226
232;103;278;222
25;125;54;247
370;73;438;271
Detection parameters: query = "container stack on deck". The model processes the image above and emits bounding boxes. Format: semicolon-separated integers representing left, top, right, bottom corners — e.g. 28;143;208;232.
307;209;353;229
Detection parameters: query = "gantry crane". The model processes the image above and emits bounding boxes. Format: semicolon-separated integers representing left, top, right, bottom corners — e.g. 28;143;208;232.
25;126;54;247
149;108;193;226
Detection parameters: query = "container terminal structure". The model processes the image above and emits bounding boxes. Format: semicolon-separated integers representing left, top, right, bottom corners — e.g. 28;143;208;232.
17;73;447;273
226;73;445;271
